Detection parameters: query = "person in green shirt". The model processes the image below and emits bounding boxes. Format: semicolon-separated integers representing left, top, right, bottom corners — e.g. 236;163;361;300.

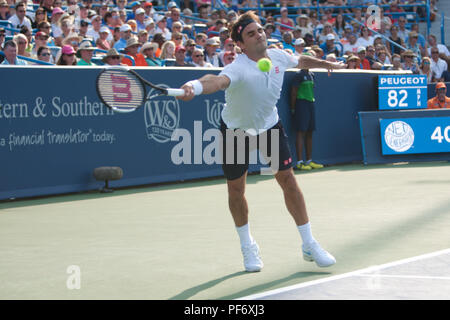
76;40;96;66
290;53;324;171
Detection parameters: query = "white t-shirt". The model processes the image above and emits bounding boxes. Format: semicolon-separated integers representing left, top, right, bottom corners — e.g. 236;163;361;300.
219;48;298;134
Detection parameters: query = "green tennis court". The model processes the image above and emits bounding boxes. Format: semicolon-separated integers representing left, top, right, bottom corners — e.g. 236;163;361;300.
1;162;449;300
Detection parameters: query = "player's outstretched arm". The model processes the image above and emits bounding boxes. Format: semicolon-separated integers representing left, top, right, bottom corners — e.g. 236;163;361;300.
297;54;347;71
177;74;231;101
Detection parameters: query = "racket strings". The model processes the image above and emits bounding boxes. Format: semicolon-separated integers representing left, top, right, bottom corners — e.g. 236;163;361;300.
98;69;145;111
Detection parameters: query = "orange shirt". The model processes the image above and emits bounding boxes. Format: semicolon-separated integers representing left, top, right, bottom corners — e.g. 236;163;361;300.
122;53;148;66
427;96;450;109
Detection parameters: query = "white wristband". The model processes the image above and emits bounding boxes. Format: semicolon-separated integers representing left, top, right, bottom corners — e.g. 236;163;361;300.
188;80;203;96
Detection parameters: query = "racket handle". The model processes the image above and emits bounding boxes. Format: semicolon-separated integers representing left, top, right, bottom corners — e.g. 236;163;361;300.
166;88;186;96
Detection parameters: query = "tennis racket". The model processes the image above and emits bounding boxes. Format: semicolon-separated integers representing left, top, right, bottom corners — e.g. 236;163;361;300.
96;66;185;113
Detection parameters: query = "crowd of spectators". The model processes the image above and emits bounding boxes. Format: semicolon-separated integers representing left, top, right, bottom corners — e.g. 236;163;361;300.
0;0;448;81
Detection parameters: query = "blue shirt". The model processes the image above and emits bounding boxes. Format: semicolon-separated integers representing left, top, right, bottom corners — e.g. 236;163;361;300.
113;38;127;53
1;57;27;65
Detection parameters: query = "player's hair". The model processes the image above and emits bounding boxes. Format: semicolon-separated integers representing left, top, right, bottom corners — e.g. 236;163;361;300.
230;11;261;43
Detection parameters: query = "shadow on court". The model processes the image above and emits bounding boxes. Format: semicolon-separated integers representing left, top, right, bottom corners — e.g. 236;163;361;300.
169;271;331;300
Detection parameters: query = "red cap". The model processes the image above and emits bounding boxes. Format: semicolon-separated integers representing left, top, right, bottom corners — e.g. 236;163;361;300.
35;31;49;38
175;45;186;53
144;2;153;7
436;82;446;90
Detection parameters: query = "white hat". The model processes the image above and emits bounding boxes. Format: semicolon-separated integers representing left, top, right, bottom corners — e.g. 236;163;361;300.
99;26;110;34
294;38;305;46
357;46;366;53
135;8;145;15
120;24;132;32
145;18;154;26
326;33;335;41
155;15;166;23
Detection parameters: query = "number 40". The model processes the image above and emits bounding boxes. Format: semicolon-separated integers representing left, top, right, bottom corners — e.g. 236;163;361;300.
431;126;450;143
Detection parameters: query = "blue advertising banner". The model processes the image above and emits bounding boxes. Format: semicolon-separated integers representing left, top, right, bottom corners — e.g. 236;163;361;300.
380;117;450;155
378;75;427;110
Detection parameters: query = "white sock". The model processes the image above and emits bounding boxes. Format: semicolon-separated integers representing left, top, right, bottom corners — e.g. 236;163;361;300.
236;224;254;247
297;222;316;247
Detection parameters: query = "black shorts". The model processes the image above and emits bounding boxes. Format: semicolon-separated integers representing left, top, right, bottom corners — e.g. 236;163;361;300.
293;99;316;132
220;119;294;180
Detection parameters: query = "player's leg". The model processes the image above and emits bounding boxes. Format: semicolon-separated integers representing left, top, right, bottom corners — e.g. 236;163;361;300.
221;121;262;272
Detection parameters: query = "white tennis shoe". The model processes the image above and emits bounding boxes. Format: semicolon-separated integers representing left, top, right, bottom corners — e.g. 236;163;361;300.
302;241;336;268
241;242;263;272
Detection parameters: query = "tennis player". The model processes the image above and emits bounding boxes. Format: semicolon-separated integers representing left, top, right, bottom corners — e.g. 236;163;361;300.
178;11;345;272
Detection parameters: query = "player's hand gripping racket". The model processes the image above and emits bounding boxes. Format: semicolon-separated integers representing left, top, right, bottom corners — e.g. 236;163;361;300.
96;66;185;113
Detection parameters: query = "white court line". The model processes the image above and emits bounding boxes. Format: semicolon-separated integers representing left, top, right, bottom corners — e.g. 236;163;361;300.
237;248;450;300
355;274;450;281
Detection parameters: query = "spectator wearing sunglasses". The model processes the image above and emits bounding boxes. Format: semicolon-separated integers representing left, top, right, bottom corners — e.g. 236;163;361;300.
8;3;32;34
36;46;52;64
0;27;5;51
101;48;124;66
140;42;163;66
56;45;77;65
419;57;432;83
191;47;213;68
0;0;11;21
427;82;450;109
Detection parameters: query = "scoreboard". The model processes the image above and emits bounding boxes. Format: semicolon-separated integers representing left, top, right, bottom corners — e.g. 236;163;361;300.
378;75;427;110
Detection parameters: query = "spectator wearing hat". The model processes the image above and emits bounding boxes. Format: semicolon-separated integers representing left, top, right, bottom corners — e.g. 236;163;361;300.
218;27;230;49
174;45;194;67
276;7;294;34
87;15;108;43
114;24;133;52
357;46;371;70
102;48;124;66
8;3;32;34
138;29;149;46
204;37;223;67
134;8;147;32
405;31;423;61
430;47;448;82
128;1;142;20
143;2;155;18
320;33;340;58
296;14;313;37
31;31;50;58
96;26;112;50
0;0;11;21
140;42;163;66
155;15;172;41
222;51;236;66
195;32;208;49
427;82;450;109
191;47;213;67
263;24;278;40
293;38;305;57
122;36;148;66
76;40;96;65
0;40;27;65
401;49;420;74
346;55;360;69
219;38;236;64
50;7;66;40
145;18;156;38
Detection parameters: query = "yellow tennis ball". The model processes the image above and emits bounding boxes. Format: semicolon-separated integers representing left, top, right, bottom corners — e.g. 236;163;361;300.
257;58;272;72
